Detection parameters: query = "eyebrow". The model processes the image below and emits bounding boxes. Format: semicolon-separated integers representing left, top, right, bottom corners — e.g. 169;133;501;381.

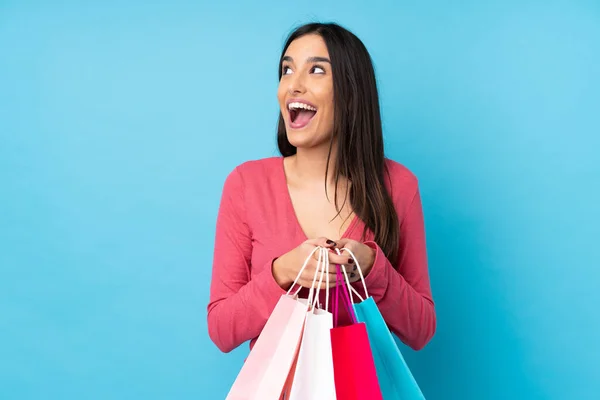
282;56;331;64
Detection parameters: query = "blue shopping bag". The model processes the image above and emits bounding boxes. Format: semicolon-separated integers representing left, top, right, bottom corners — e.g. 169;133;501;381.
354;297;425;400
337;248;426;400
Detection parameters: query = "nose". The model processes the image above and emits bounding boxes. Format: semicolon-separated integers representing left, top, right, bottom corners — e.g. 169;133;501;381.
287;73;306;95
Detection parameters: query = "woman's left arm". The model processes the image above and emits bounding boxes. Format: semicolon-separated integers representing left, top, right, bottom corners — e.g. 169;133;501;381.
337;186;436;351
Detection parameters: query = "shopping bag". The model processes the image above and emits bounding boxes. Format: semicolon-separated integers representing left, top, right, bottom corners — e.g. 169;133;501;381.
225;247;321;400
341;248;426;400
330;262;383;400
288;247;337;400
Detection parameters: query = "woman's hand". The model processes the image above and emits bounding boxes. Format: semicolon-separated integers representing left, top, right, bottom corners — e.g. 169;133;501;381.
272;237;356;290
334;239;376;279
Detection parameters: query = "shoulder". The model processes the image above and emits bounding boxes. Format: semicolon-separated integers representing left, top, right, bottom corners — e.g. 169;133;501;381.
221;156;282;196
384;158;419;199
223;156;282;183
233;156;282;178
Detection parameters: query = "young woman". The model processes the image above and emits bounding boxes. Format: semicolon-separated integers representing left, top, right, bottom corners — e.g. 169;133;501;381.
207;22;436;354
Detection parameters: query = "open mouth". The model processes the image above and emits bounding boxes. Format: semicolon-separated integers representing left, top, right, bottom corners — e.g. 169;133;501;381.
288;101;317;129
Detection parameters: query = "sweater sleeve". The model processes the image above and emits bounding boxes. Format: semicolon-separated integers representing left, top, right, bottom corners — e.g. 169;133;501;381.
207;167;287;353
359;185;436;351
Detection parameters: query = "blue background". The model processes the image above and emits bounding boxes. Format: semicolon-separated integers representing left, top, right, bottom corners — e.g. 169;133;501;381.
1;1;599;399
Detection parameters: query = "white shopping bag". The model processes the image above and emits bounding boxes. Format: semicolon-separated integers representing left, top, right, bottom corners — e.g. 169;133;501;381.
288;247;337;400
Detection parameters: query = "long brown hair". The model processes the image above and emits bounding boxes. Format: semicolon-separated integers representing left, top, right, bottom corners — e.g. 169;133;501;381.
277;22;400;263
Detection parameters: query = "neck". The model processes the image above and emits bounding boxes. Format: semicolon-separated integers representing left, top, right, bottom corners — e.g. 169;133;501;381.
290;143;338;185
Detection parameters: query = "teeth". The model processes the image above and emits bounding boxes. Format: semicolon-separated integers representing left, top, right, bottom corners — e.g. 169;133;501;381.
288;102;317;112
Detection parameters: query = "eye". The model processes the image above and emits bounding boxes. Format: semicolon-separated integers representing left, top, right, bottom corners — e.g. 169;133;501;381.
311;65;325;74
282;66;293;75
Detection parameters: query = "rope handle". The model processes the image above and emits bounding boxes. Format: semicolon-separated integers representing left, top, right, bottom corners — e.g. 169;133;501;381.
334;248;369;302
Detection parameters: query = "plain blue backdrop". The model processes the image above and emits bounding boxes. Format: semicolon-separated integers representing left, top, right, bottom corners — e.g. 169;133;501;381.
1;1;599;399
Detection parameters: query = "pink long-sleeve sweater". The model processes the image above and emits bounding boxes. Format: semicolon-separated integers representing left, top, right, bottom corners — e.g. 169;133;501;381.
207;157;436;353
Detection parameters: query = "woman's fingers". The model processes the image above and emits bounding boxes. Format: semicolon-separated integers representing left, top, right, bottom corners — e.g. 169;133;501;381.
311;245;337;262
297;245;363;289
309;246;353;268
316;253;361;280
297;277;334;290
307;261;336;284
305;237;338;248
325;251;360;280
297;269;361;290
327;250;354;266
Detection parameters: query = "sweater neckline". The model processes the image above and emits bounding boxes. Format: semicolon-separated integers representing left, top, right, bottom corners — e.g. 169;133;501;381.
277;156;359;241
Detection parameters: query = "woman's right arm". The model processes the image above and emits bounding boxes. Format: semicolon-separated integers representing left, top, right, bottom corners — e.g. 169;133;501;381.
207;167;287;353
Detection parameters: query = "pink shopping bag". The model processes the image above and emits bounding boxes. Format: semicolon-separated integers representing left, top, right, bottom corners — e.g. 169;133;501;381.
225;247;321;400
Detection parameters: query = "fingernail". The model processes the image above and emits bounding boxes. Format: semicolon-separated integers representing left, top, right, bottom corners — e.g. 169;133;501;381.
326;240;336;246
347;258;354;264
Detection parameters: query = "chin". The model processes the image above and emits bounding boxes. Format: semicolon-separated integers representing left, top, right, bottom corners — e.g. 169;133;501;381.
286;129;330;150
286;127;312;144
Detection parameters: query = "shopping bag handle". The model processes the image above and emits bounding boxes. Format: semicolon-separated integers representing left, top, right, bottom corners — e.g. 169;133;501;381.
307;247;331;312
333;263;358;325
286;246;332;313
334;248;370;302
286;246;322;297
306;247;328;310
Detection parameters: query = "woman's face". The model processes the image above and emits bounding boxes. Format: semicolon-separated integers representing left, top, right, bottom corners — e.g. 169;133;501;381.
278;34;334;151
